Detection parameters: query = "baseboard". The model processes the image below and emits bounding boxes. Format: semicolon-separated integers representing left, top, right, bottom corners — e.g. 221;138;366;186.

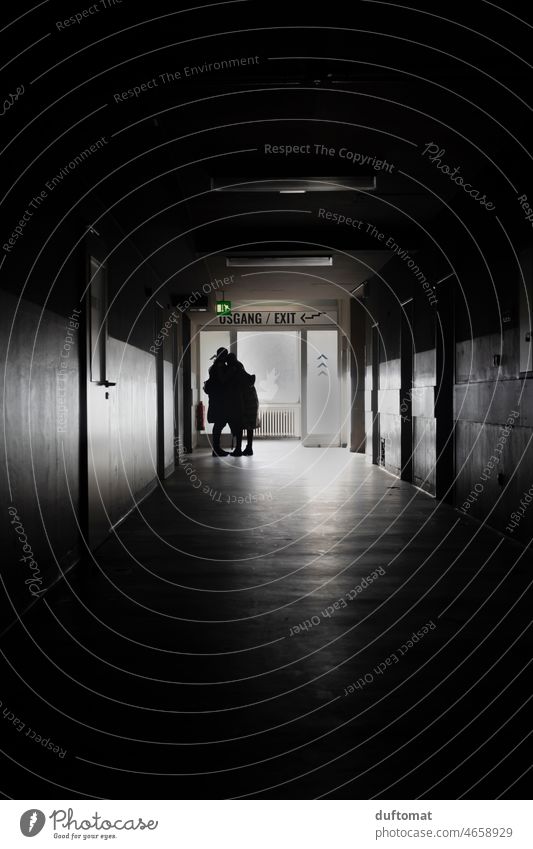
0;545;81;640
107;477;159;535
0;477;159;640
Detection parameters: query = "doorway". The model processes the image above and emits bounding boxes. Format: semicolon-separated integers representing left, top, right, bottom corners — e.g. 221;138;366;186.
82;240;115;549
198;328;341;446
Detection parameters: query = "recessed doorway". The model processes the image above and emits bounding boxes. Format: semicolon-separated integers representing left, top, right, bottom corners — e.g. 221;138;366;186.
198;327;341;447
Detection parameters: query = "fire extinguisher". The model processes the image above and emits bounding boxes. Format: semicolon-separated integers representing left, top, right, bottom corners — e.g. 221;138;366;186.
196;400;205;431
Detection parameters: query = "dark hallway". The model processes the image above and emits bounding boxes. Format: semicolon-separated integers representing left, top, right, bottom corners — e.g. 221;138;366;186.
1;0;533;814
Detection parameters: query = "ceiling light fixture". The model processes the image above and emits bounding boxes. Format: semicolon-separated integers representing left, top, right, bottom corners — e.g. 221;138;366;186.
226;255;333;267
211;177;376;193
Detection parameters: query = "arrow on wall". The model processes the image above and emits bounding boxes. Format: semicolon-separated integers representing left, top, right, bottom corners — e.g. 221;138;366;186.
317;353;329;376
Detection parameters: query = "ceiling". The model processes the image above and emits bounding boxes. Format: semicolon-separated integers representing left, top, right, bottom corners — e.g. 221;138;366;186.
6;1;527;311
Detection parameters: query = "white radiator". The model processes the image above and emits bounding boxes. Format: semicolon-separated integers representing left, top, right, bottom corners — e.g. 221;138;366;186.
258;406;300;437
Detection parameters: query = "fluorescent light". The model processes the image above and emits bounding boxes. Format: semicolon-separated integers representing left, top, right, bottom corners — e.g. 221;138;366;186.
211;177;376;193
226;255;333;267
279;189;307;194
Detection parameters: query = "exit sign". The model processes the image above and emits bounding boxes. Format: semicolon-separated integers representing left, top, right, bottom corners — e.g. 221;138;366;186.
216;300;232;315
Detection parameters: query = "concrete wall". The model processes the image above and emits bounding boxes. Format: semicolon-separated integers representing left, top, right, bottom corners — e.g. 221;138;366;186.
412;343;437;495
106;336;158;519
363;269;403;477
0;204;174;623
1;288;81;620
361;238;533;542
454;325;533;543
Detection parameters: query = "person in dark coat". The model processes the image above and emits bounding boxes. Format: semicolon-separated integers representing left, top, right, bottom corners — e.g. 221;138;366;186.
203;347;229;456
224;353;260;456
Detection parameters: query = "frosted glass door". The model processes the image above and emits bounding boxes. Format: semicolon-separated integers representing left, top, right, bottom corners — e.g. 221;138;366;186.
304;330;340;446
237;331;300;403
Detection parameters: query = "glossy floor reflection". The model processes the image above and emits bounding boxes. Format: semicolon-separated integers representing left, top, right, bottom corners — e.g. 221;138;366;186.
2;442;532;799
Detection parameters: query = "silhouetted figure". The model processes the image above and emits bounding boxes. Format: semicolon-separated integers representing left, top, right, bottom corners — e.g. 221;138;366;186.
224;353;260;456
203;347;229;456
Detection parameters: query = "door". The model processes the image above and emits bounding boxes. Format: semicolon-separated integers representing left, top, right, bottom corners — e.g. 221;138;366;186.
156;307;177;479
302;329;341;447
173;311;185;460
181;314;193;453
83;243;115;549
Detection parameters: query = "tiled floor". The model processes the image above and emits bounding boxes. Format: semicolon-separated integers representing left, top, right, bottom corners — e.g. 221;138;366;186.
1;442;532;799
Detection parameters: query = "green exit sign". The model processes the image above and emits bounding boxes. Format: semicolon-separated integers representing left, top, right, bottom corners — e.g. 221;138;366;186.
216;300;232;315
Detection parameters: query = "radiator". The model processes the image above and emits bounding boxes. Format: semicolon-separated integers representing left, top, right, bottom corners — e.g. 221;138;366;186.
258;405;300;437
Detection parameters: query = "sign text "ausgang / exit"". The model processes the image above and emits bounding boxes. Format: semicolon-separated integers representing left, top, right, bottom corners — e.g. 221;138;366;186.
215;311;337;325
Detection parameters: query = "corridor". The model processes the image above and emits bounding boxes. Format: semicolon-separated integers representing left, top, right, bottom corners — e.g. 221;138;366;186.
3;442;532;799
1;0;532;810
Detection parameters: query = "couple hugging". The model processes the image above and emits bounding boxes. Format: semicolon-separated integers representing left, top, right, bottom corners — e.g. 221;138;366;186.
203;347;260;457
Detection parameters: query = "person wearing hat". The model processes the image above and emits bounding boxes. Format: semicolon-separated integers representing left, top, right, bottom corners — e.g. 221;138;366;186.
203;347;230;456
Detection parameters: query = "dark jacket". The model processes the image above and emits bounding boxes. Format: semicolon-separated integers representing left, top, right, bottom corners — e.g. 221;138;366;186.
204;361;227;424
225;364;259;429
241;374;260;429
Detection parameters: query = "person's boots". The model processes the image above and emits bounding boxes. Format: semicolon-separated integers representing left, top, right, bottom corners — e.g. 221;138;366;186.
230;432;243;456
242;429;253;455
212;427;228;457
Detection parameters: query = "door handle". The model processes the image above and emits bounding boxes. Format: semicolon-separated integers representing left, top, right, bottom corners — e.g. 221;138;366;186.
99;380;116;387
